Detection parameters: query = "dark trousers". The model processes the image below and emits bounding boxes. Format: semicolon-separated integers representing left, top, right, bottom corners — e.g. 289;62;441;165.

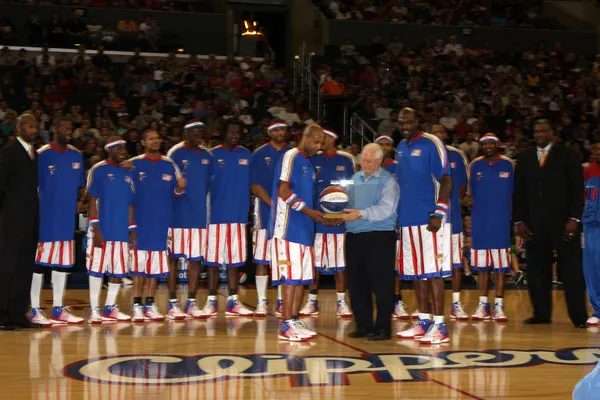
346;230;396;334
526;228;587;325
0;248;35;325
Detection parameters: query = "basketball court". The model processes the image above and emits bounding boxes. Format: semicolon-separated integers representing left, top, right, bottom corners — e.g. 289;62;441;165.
6;287;597;399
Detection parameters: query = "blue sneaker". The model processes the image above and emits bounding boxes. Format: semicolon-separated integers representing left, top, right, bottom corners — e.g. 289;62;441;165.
418;322;450;344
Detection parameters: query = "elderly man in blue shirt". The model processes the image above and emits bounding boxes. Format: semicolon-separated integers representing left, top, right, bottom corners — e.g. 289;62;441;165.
341;143;400;341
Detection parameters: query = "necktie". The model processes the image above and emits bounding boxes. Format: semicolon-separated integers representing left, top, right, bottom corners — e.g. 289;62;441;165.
539;149;547;166
28;146;34;160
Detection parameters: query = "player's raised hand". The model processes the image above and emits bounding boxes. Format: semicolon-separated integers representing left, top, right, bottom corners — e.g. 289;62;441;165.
426;215;442;233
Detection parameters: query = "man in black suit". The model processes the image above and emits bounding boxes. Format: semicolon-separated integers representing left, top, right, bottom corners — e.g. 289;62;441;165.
0;113;41;330
513;119;587;328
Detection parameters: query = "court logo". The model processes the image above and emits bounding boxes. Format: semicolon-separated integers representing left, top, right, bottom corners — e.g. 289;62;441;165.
63;347;600;387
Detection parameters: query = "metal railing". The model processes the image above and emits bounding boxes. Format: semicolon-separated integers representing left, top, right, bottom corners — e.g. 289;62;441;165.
293;42;323;120
349;113;377;147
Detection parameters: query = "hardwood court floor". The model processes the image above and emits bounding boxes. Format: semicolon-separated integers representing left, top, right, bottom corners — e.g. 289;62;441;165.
3;287;599;399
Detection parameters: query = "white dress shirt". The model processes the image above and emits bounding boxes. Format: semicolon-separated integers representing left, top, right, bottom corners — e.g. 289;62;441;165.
17;136;34;159
536;143;552;162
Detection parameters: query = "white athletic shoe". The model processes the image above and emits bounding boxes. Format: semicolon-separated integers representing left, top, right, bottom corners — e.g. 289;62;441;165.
198;297;218;317
411;309;420;319
225;297;254;316
299;299;319;316
131;304;146;322
28;308;52;327
294;320;317;338
450;301;469;320
492;303;508;322
471;303;491;321
278;320;310;342
102;305;131;322
184;300;207;319
167;300;187;321
336;300;353;318
144;303;165;321
393;301;409;319
255;299;269;317
88;307;103;325
587;316;600;326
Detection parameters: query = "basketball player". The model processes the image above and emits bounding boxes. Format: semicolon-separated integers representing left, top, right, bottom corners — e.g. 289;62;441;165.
375;134;412;319
199;119;254;317
300;128;355;317
166;121;212;319
375;136;398;175
395;108;453;344
469;133;513;322
129;129;186;321
432;124;470;320
30;117;85;326
250;120;289;316
86;137;135;323
270;124;327;341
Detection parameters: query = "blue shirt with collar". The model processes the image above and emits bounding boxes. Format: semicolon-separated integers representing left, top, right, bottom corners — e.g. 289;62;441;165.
345;167;399;234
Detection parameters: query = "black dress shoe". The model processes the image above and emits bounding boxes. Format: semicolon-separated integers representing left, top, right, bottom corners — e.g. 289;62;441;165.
13;322;43;329
367;332;391;341
0;325;20;331
349;330;370;338
524;317;552;325
574;323;588;329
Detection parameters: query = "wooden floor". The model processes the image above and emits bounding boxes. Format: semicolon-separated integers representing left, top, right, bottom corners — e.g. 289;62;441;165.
4;287;598;399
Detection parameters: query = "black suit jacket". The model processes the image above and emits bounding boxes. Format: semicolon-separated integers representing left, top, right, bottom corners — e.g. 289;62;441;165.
513;144;583;239
0;140;39;260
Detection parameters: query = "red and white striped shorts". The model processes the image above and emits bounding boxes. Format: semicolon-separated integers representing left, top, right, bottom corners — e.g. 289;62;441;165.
168;228;207;262
396;223;452;279
314;233;346;272
252;228;270;264
205;223;247;267
470;248;511;272
452;233;464;268
36;241;75;268
270;238;314;286
86;240;129;278
129;250;169;277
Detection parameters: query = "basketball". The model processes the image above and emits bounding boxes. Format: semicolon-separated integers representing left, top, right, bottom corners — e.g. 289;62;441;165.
319;186;349;213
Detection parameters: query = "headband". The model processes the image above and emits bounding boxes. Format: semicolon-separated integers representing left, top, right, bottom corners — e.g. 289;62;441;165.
268;122;287;131
323;129;338;140
479;134;499;143
184;121;205;130
375;135;394;145
104;140;126;151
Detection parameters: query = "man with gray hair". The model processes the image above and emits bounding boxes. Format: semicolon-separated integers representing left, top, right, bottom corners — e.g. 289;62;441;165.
342;143;400;341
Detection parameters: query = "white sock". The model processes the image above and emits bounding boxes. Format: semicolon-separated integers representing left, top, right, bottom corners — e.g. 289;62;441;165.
433;315;445;324
228;294;238;300
479;296;488;304
419;313;431;321
452;292;460;303
495;297;503;306
52;270;67;308
255;275;268;301
277;285;282;301
336;292;345;302
308;293;317;301
89;276;103;309
30;273;43;309
207;295;217;301
105;283;120;306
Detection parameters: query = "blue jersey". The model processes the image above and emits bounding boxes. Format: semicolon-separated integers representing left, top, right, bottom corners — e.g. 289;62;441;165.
382;159;398;178
86;161;135;242
167;142;212;229
470;155;514;249
447;146;469;234
209;145;252;225
37;144;85;242
250;143;289;230
395;133;449;227
130;154;182;251
269;148;316;246
311;151;355;234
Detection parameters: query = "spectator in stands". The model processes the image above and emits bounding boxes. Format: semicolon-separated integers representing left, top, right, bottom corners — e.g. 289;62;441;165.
460;132;481;161
117;16;138;35
320;73;346;96
377;110;399;137
26;12;44;46
47;13;65;47
35;47;55;67
65;10;88;43
86;17;104;45
139;15;160;50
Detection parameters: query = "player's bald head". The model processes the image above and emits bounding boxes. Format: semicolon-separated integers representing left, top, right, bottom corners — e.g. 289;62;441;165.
300;124;324;156
17;113;38;142
17;113;37;126
304;124;324;138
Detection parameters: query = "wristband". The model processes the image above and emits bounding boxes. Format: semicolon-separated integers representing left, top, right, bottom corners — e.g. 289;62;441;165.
174;187;185;196
89;218;99;225
128;224;137;231
284;192;306;212
433;201;448;219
